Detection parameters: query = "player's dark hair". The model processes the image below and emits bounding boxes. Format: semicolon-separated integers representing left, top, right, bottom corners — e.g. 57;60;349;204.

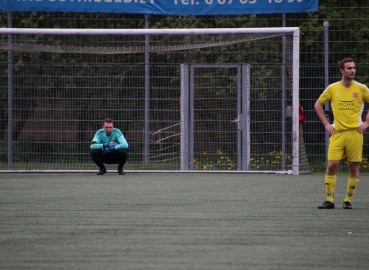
103;118;114;126
339;58;354;70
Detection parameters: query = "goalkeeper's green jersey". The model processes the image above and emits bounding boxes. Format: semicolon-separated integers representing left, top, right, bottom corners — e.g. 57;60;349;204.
318;80;369;131
90;128;129;150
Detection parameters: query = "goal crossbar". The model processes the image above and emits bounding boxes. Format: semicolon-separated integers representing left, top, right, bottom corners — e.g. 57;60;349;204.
0;27;300;36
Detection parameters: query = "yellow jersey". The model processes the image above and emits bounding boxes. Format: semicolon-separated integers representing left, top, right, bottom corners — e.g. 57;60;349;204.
318;80;369;131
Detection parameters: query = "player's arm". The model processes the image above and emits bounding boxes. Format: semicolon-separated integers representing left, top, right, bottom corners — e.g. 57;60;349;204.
359;85;369;133
314;100;335;135
90;130;104;149
90;142;104;150
114;129;129;150
358;110;369;134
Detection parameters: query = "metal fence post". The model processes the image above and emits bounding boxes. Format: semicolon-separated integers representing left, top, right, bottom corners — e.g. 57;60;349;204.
7;12;13;170
144;14;150;167
180;64;189;171
323;21;329;162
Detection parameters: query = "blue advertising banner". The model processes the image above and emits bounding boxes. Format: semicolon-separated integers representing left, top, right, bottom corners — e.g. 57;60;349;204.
0;0;318;15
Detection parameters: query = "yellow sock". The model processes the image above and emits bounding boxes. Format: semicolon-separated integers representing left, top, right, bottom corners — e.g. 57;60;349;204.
344;177;359;203
325;175;336;203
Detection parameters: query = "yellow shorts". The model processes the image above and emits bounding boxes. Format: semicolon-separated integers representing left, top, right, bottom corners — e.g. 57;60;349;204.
328;129;363;162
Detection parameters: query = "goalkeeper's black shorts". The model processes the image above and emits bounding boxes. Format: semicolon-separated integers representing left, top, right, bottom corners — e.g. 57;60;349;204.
90;148;128;167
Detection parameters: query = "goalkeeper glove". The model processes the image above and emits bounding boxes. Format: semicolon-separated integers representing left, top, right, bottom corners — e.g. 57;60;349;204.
102;142;117;154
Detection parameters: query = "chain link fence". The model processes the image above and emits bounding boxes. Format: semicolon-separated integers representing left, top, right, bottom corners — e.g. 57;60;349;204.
1;3;369;173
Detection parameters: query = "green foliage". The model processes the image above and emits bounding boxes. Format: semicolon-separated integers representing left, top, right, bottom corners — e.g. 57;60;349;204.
298;0;369;65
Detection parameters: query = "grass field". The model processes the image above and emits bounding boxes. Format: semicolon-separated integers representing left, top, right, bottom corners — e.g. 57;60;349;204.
1;172;369;270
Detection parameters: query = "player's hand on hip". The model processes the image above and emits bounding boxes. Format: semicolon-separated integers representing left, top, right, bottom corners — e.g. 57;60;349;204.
358;122;369;134
324;123;336;135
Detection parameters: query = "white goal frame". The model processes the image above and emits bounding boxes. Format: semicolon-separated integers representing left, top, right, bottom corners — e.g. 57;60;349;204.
0;27;301;175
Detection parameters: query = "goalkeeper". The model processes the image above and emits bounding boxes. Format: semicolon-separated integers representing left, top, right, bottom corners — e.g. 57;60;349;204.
90;118;129;175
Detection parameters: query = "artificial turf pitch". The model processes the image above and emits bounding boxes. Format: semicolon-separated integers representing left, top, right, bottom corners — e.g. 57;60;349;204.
1;172;368;270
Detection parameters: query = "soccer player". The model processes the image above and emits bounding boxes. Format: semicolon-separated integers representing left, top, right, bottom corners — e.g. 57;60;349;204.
314;58;369;209
90;118;129;175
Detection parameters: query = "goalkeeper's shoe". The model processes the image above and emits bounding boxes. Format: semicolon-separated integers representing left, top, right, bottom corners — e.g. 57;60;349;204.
118;167;125;175
343;201;352;209
318;201;335;209
97;167;107;175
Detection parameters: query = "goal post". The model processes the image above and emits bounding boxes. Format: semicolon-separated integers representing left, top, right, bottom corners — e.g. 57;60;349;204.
0;27;305;175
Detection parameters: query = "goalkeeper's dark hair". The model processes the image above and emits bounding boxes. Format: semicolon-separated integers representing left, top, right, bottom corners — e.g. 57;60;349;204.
103;118;114;126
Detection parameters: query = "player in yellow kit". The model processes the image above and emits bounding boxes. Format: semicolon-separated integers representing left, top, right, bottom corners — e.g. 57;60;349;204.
315;58;369;209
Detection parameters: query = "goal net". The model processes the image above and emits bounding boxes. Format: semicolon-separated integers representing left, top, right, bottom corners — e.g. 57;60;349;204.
0;27;309;174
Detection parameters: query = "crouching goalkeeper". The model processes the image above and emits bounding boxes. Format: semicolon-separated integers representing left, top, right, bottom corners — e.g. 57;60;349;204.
90;118;129;175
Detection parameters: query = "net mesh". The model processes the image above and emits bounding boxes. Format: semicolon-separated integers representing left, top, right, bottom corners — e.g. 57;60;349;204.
0;33;285;54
